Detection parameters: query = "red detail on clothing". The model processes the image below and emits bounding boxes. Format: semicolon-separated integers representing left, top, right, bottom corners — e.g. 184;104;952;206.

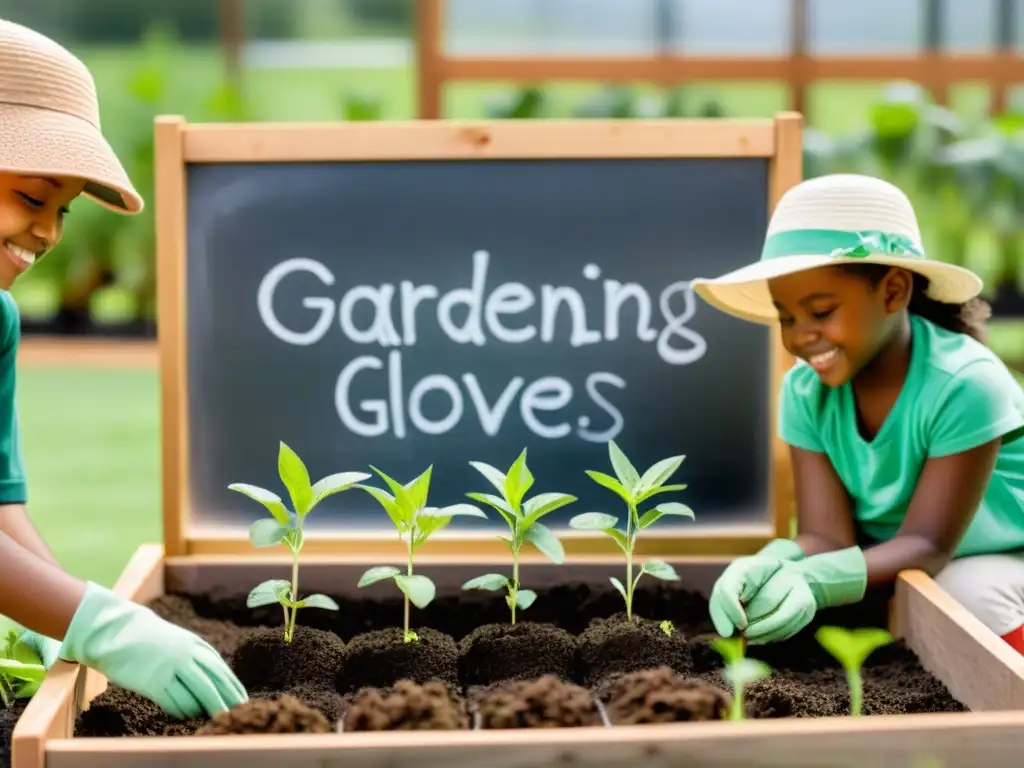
1001;626;1024;655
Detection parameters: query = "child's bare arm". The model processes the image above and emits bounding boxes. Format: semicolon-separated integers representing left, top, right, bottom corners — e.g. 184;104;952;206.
0;503;61;567
789;445;858;556
0;530;84;639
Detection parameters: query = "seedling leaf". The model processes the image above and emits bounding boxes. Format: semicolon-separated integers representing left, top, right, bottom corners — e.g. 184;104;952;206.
358;566;402;587
422;503;487;519
584;470;632;504
0;660;45;684
522;492;577;527
278;441;314;517
249;518;288;548
404;465;433;510
636;483;689;503
642;559;680;581
568;512;619;530
638;502;695;529
355;484;405;530
602;527;629;553
300;593;340;611
247;579;291;608
523;521;565;564
709;636;746;664
609;577;627;601
466;492;517;526
462;573;509;591
515;589;537;610
395;574;436;609
636;455;685;494
504;449;534;508
468;461;507;495
607;440;640;492
227;483;290;525
724;658;772;687
312;472;371;504
370;466;417;520
816;626;894;670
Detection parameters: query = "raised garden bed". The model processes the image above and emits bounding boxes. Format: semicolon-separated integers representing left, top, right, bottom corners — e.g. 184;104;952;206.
12;544;1024;768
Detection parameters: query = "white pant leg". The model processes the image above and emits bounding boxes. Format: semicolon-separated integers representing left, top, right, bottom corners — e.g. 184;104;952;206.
933;552;1024;637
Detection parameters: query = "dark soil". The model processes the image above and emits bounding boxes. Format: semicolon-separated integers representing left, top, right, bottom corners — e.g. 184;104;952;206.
336;627;459;694
458;622;576;687
576;613;693;687
473;675;603;729
0;699;27;768
599;666;733;724
342;680;469;731
231;625;345;691
196;694;331;735
66;580;966;740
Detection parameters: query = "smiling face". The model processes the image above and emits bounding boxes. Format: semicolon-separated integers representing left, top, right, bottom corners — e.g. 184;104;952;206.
768;264;913;387
0;173;85;290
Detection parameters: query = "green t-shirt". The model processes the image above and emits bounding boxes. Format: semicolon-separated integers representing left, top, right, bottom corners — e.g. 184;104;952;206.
779;313;1024;558
0;290;26;504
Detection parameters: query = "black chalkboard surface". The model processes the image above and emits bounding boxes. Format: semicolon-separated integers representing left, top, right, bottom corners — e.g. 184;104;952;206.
184;157;771;533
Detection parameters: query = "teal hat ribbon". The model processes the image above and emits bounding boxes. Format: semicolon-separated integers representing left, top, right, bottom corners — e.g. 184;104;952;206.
761;229;924;262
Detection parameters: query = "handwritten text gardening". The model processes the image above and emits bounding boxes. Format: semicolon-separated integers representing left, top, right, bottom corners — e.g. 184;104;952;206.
256;250;707;442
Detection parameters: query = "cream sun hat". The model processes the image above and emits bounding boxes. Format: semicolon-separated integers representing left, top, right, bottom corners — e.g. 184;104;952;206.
690;173;983;324
0;19;142;214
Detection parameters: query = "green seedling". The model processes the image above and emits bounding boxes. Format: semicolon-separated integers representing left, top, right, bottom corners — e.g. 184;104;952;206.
568;440;695;620
710;636;772;721
460;448;576;623
815;626;894;716
660;619;675;637
356;465;486;643
229;441;369;643
0;629;45;708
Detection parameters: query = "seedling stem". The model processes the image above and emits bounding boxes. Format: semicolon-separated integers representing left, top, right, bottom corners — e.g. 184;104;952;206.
461;449;575;623
815;626;894;716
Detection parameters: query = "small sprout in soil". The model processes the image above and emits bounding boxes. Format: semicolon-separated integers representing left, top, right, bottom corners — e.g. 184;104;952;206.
710;636;772;721
660;620;675;637
229;441;369;643
461;448;576;623
568;440;694;620
815;625;894;716
356;465;486;643
0;629;46;708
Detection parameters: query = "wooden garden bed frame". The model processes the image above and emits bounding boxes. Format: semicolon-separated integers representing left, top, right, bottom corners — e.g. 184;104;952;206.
12;112;1024;766
11;545;1024;767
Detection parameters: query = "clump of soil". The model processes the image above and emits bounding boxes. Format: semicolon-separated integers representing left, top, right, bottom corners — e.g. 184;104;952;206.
576;613;692;687
196;694;331;735
75;686;205;737
458;622;576;687
343;680;469;731
230;625;344;691
474;674;603;729
600;666;732;724
249;683;346;724
337;627;458;694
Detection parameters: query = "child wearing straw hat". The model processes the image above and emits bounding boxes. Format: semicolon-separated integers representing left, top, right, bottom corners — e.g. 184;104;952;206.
0;20;247;717
691;173;1024;654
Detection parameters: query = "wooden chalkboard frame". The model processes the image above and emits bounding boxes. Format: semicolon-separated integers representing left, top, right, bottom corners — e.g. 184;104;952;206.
154;112;803;559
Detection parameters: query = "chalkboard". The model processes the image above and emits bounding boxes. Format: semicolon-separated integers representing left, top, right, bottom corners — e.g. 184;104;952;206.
183;156;772;534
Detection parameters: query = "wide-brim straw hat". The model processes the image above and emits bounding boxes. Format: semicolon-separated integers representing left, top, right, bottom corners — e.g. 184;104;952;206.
690;173;982;324
0;19;142;214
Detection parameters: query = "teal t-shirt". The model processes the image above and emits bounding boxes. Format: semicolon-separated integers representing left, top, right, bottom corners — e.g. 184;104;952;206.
0;290;26;504
779;313;1024;558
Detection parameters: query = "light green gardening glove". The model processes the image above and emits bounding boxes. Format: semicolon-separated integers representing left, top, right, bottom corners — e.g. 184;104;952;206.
708;538;805;637
58;581;248;719
738;546;868;645
16;629;62;668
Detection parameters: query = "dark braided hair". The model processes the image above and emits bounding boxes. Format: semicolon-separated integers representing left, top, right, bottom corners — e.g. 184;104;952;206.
835;263;991;345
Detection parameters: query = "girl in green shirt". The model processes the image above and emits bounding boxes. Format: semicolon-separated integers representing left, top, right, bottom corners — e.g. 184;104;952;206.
0;20;246;718
691;173;1024;654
